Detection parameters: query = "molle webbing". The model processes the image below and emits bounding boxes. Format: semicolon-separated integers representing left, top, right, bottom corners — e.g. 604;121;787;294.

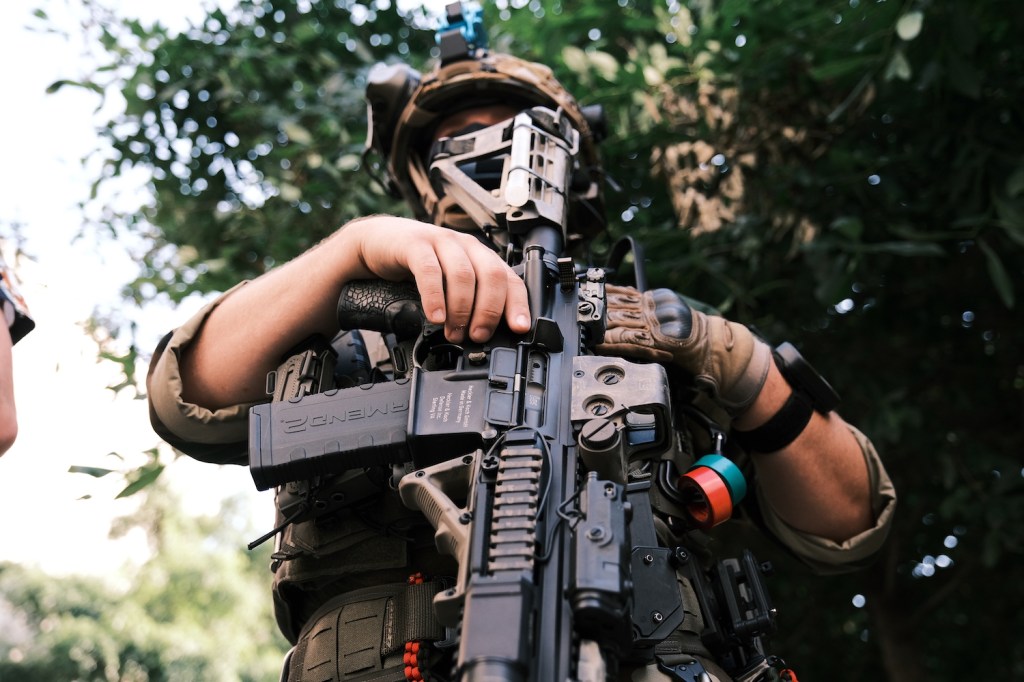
289;581;446;681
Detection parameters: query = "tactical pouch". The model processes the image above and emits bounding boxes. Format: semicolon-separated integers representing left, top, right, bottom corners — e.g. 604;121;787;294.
270;474;418;642
287;581;447;681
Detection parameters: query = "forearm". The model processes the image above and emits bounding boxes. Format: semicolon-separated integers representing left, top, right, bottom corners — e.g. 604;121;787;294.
0;324;16;455
180;223;367;410
176;215;532;412
733;361;873;542
596;285;878;543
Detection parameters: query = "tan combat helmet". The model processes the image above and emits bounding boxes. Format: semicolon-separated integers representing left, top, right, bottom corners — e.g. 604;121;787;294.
364;2;606;249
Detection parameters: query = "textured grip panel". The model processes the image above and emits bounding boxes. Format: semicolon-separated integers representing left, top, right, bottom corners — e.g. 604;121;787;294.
337;279;424;338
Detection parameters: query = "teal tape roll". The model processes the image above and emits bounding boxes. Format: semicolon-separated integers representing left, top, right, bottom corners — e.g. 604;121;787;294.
691;454;747;504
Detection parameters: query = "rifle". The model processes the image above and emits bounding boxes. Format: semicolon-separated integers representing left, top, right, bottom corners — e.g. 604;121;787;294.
247;15;781;682
249;102;685;679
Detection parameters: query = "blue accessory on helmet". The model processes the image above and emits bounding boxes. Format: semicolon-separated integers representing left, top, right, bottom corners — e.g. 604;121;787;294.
436;1;487;63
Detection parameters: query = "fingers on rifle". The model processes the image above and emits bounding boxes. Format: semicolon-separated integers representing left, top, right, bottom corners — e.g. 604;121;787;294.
503;268;531;335
605;307;646;328
435;235;479;341
466;251;520;341
604;284;642;304
603;327;640;345
405;228;527;342
407;244;447;326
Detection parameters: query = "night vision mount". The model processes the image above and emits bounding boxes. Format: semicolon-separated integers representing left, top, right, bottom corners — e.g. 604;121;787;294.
436;1;487;64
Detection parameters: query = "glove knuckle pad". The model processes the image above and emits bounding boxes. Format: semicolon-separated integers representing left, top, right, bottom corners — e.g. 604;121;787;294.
647;289;693;341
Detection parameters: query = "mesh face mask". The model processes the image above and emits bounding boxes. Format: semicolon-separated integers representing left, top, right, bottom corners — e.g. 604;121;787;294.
365;47;607;249
423;106;589;256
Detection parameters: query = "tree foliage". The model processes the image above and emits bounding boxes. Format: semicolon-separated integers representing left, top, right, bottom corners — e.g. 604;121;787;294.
0;484;288;681
38;0;1024;679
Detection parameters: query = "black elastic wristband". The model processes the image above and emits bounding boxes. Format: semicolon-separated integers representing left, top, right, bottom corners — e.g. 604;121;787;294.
731;390;814;453
0;291;34;345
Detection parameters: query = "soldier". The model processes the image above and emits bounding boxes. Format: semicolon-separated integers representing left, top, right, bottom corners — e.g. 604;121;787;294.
147;6;895;681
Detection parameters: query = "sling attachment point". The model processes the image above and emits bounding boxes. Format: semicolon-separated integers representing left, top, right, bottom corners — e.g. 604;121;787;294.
657;657;712;682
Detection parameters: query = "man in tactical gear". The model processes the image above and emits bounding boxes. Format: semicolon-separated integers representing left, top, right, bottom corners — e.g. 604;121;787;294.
147;5;895;680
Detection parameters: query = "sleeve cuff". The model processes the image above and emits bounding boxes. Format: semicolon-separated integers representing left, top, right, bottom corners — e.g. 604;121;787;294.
148;282;264;447
755;424;897;574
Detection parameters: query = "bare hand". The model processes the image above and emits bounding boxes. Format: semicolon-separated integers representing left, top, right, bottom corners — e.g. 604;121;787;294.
342;217;531;343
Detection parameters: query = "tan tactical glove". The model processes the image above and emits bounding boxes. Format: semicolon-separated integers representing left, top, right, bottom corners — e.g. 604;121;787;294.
596;285;772;414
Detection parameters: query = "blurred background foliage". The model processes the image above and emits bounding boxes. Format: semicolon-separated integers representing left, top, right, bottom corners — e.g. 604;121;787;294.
2;0;1021;679
0;485;288;681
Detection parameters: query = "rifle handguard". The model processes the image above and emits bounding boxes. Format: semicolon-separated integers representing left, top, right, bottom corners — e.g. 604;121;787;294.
338;279;424;338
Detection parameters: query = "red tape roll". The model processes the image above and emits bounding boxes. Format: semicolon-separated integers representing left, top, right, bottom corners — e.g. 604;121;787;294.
678;465;734;529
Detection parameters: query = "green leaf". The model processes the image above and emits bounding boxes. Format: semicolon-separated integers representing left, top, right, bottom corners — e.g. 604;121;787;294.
809;55;875;81
45;79;104;95
588;50;621;82
896;11;924;41
978;239;1015;309
861;241;945;257
68;465;116;478
993;195;1024;248
279;182;302;202
1007;166;1024;198
281;121;313;145
829;216;864;241
336;153;361;171
117;463;166;498
884;50;912;81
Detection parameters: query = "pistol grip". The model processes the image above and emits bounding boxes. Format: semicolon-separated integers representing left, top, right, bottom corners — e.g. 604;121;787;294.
337;279;424;339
